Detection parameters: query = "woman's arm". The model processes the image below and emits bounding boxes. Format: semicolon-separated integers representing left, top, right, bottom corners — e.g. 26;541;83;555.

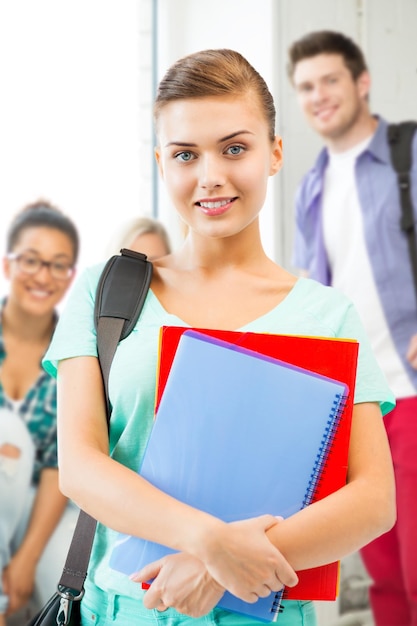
406;333;417;369
57;356;298;602
134;401;395;615
3;469;68;614
265;401;395;568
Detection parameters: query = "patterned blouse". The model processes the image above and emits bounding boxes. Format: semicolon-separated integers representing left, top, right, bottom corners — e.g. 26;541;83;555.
0;298;58;485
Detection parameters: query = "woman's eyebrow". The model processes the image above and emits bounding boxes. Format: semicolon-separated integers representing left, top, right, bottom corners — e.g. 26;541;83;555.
165;130;253;148
165;140;197;148
218;130;253;142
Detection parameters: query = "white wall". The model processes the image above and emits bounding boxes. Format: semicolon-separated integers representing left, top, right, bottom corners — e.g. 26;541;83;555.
0;0;152;295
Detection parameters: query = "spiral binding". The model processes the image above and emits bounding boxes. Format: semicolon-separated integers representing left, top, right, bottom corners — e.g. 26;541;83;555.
268;392;348;619
270;589;285;618
302;392;348;508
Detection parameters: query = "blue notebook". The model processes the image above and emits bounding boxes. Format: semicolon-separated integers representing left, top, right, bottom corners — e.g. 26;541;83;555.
110;330;348;621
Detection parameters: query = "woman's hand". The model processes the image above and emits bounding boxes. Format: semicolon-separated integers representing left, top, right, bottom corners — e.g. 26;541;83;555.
131;553;225;618
131;515;298;616
3;551;36;615
195;515;298;603
406;334;417;369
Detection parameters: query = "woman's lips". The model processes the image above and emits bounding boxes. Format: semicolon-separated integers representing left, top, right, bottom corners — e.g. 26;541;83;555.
197;198;236;216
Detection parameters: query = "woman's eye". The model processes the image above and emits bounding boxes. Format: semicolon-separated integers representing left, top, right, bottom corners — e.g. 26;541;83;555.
24;257;38;267
175;151;194;162
227;145;244;156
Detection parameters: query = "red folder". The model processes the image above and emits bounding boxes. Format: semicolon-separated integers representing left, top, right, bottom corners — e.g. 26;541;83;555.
151;326;359;601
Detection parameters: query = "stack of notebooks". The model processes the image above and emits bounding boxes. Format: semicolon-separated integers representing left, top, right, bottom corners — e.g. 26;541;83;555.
109;326;359;622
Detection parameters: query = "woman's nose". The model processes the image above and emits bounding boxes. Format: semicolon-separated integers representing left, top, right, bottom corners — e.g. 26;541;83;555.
198;155;225;189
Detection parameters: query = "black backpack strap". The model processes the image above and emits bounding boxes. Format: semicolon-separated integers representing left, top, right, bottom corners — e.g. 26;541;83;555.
53;248;152;615
94;248;153;415
388;121;417;301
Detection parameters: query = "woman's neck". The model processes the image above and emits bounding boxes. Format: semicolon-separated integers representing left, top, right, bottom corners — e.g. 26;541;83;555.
2;298;55;344
175;223;269;274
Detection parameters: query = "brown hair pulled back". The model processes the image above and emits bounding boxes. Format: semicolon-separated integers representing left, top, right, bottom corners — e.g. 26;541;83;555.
154;49;276;142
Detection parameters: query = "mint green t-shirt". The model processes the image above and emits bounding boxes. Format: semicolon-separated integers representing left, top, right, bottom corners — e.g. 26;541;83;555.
43;263;395;613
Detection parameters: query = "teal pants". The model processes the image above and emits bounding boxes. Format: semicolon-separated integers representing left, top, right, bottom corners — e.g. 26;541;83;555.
80;583;317;626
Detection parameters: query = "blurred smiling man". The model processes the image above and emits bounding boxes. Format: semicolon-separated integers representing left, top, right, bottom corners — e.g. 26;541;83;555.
288;30;417;626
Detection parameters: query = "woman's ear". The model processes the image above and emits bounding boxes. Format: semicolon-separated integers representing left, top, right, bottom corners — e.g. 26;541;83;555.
154;147;164;179
270;135;283;176
3;256;11;281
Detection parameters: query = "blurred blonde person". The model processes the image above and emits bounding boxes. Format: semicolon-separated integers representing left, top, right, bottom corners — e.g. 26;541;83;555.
109;216;171;260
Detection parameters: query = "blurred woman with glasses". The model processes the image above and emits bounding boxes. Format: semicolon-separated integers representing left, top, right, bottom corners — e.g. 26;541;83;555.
0;199;79;625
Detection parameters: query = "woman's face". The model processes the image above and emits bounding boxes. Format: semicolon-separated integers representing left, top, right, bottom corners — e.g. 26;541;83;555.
3;226;76;316
129;232;169;260
155;93;282;241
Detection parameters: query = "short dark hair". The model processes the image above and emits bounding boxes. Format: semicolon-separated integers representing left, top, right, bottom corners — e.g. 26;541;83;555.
6;199;80;262
287;30;368;81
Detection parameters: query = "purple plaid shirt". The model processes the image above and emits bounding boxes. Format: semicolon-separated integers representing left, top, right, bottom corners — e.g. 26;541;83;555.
293;116;417;390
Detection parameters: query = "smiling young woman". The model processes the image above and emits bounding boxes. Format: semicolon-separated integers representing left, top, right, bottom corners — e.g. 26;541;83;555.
0;200;79;625
43;49;395;626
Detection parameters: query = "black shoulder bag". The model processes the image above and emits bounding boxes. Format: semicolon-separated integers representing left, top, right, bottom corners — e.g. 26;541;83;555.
27;249;153;626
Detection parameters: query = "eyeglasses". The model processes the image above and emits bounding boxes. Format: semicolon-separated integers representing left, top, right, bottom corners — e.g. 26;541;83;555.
7;252;75;280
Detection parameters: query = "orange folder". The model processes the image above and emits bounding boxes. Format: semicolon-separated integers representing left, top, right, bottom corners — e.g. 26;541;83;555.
152;326;359;601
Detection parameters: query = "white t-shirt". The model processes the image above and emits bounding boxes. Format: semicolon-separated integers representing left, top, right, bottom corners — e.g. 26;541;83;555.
323;138;414;397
